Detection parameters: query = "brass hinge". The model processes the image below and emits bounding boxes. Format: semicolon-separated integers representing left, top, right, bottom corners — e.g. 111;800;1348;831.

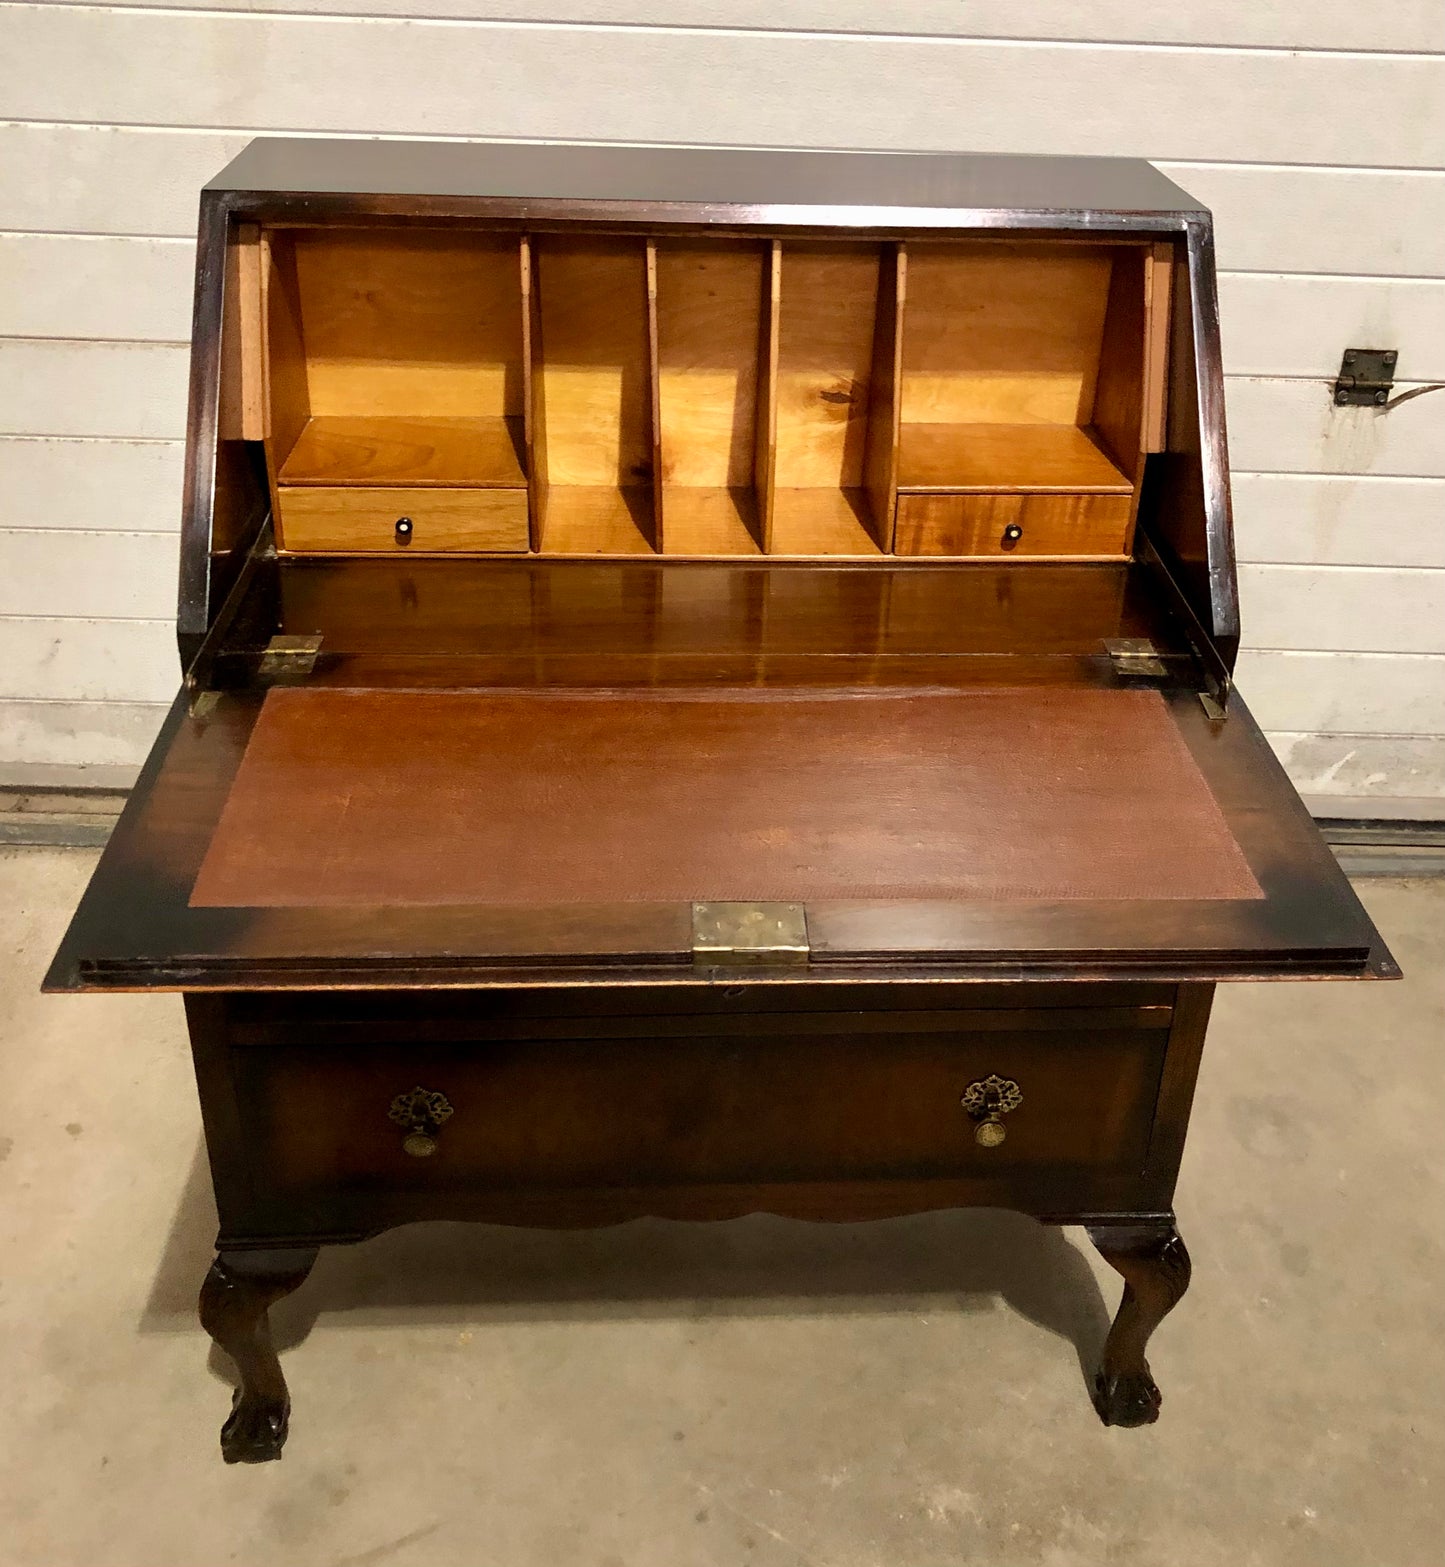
257;634;322;680
692;902;809;966
1103;638;1167;678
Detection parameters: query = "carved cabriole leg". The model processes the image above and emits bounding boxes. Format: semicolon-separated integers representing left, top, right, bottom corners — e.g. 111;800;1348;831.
1086;1222;1191;1428
199;1248;318;1463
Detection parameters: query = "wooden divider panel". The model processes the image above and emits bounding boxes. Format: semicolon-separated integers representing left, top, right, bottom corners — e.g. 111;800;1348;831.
534;236;656;554
772;244;888;556
654;239;772;555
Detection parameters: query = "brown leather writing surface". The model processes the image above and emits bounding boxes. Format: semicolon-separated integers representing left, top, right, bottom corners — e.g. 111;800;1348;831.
189;687;1260;908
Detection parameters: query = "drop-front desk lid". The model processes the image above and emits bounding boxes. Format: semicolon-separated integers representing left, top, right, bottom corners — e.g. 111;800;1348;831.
47;566;1393;991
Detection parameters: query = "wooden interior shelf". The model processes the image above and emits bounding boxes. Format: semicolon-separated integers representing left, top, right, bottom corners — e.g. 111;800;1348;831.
896;424;1132;494
249;226;1169;561
278;414;526;488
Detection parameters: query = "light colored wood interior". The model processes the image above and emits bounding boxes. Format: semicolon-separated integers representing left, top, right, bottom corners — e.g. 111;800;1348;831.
897;424;1131;493
263;228;527;495
279;414;525;487
222;223;266;443
769;489;882;557
894;492;1131;558
900;241;1115;427
660;488;763;555
655;239;769;552
532;236;656;552
276;485;529;554
538;487;656;555
534;237;652;488
258;226;1164;561
1143;242;1174;453
772;243;888;553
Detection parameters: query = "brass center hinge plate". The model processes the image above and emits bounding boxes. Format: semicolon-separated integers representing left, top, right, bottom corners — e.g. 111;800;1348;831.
1103;638;1168;678
257;634;322;681
692;902;810;966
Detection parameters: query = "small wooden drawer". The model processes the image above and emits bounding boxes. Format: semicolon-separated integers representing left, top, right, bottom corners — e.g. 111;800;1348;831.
893;492;1131;557
275;485;530;554
232;1015;1167;1203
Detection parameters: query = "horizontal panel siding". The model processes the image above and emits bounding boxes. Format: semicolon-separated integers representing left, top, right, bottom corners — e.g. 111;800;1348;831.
0;124;248;238
0;532;178;621
0;438;184;532
34;1;1445;52
1239;565;1445;655
0;340;188;440
1266;733;1445;801
1233;475;1445;569
6;9;1445;168
1218;275;1445;379
1158;163;1445;279
0;618;176;703
1237;651;1445;736
1226;380;1445;477
0;234;194;341
0;698;167;777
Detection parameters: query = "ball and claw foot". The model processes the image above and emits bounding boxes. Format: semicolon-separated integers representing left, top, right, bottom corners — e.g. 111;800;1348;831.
1086;1222;1190;1429
1092;1367;1163;1427
199;1248;317;1464
220;1388;291;1464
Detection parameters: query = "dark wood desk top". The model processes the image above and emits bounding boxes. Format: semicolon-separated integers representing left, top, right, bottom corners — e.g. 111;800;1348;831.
208;140;1207;230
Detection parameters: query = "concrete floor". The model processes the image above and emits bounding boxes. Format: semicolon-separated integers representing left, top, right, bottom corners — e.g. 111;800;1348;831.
1;849;1441;1567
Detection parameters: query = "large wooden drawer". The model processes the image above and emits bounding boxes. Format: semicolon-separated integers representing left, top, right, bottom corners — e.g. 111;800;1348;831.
230;1012;1169;1200
893;492;1131;557
275;485;530;553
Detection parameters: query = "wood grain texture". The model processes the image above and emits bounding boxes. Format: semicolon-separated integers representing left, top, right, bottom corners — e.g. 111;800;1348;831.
894;492;1131;558
278;415;525;488
535;237;653;489
896;424;1132;493
655;240;765;489
901;243;1115;428
286;229;525;420
239;1023;1168;1194
775;244;880;490
537;486;655;555
275;486;529;554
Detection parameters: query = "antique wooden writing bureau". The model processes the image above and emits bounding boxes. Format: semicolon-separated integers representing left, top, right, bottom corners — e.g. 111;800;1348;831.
47;140;1396;1462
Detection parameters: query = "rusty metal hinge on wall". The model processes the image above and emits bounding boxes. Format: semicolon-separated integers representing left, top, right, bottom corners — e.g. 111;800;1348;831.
1335;348;1397;407
692;902;810;966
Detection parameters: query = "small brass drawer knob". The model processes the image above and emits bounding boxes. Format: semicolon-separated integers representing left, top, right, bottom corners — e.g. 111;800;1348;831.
388;1085;453;1157
962;1074;1023;1147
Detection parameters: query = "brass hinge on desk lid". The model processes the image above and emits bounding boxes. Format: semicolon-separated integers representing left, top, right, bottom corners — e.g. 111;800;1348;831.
692;903;810;966
257;634;322;680
1104;638;1168;678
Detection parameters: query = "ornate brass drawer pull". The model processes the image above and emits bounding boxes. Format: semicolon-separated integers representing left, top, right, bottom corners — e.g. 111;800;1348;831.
388;1086;454;1158
961;1074;1023;1147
